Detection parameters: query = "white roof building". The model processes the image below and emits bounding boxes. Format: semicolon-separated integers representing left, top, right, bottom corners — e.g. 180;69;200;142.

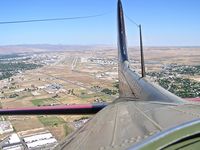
26;138;57;149
24;133;53;143
23;132;57;149
2;133;22;150
14;89;24;93
2;144;23;150
8;133;21;144
0;121;13;134
31;91;40;96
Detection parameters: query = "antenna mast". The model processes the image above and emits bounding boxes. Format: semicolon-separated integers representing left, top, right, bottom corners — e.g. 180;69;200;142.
139;24;146;77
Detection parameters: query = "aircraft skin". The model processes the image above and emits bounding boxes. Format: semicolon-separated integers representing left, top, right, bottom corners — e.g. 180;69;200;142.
0;0;200;150
55;0;200;149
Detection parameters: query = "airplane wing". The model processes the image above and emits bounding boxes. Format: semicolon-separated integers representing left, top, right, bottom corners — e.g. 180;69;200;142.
0;104;107;115
54;0;200;149
56;101;200;150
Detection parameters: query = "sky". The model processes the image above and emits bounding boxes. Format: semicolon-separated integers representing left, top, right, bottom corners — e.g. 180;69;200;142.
0;0;200;46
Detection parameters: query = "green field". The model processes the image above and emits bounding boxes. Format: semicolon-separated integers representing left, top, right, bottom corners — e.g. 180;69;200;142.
64;124;73;136
38;116;65;127
31;98;54;106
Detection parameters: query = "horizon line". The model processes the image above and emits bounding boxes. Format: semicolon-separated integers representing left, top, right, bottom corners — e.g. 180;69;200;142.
0;44;200;48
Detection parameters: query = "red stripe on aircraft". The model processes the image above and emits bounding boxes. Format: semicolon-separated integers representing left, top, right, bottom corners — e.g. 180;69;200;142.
1;104;94;111
185;98;200;102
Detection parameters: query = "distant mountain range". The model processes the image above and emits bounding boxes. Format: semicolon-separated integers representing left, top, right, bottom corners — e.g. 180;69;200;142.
1;44;199;55
0;44;115;54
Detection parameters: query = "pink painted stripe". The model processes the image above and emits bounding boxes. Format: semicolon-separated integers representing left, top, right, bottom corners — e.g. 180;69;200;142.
184;98;200;102
1;104;93;111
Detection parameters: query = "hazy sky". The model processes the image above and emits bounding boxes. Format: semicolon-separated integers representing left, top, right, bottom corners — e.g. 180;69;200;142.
0;0;200;46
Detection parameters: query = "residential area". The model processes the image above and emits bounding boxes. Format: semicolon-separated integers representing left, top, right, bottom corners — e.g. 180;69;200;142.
0;47;199;149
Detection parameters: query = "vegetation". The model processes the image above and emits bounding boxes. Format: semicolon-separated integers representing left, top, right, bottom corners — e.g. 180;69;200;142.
31;98;53;106
9;93;19;98
147;65;200;77
98;94;113;101
169;65;200;75
79;93;96;99
159;78;200;98
113;81;119;89
0;54;42;80
64;124;73;136
74;116;90;122
0;62;41;72
0;72;13;80
157;77;200;98
148;64;200;98
0;62;42;80
0;54;21;60
101;88;118;95
38;116;65;127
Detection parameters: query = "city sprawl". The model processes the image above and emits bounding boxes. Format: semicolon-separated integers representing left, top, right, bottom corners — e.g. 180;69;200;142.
0;46;199;149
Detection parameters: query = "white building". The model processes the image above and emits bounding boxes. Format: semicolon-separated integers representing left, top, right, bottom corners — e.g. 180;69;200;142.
31;91;40;96
23;133;53;143
2;144;23;150
81;57;88;63
14;89;24;93
2;133;22;150
0;121;13;134
26;138;57;149
23;132;58;149
7;133;21;144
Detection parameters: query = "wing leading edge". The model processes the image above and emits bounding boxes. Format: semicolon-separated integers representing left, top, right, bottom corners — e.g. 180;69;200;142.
0;104;107;115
